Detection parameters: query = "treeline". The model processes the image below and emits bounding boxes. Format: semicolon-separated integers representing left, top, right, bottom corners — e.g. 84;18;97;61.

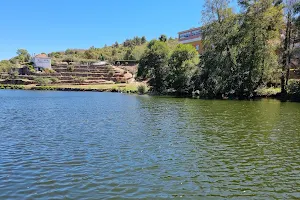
137;0;300;100
0;35;178;73
0;49;31;72
48;36;178;65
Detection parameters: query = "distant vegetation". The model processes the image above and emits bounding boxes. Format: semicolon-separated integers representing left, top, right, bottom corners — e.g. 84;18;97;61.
48;36;178;65
0;36;178;73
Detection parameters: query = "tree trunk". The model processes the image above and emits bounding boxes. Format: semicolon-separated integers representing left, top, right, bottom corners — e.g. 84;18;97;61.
281;12;291;101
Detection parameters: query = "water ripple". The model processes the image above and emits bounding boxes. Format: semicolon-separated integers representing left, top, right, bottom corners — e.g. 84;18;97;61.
0;91;300;199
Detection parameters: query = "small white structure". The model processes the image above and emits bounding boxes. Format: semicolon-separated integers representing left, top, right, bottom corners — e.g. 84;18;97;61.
31;54;51;69
91;61;107;66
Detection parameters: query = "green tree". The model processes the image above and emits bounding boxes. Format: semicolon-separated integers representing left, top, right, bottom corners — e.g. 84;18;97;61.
0;60;12;72
168;44;200;92
198;0;283;98
159;34;167;42
124;48;135;60
138;40;170;93
141;36;147;44
281;0;300;99
16;49;31;63
114;41;119;48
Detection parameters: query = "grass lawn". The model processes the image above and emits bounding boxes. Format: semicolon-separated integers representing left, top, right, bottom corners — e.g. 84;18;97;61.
51;83;140;91
0;82;145;92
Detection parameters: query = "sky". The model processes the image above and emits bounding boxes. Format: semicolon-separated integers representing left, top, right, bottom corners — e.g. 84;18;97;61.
0;0;237;60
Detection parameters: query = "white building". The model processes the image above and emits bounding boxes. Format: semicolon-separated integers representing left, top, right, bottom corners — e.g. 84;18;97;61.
31;54;51;69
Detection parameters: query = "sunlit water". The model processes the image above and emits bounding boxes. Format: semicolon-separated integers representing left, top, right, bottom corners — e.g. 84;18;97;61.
0;90;299;199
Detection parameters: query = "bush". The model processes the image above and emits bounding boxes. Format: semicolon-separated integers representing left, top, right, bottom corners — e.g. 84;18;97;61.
108;70;115;77
287;80;300;101
28;65;35;73
67;65;75;72
50;77;59;84
74;77;86;84
255;87;281;97
34;77;51;86
137;84;147;94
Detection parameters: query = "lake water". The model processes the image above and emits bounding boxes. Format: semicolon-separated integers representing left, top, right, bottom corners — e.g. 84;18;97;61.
0;90;299;199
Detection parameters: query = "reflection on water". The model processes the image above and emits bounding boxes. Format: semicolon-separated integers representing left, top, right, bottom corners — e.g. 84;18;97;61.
0;90;299;199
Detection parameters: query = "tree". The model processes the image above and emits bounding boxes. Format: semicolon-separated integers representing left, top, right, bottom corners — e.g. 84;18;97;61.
168;44;200;92
0;60;12;72
16;49;31;63
198;0;283;99
141;36;147;44
199;0;240;98
84;49;98;59
281;0;300;100
114;41;119;48
138;40;170;93
237;0;283;98
159;34;167;42
124;48;135;60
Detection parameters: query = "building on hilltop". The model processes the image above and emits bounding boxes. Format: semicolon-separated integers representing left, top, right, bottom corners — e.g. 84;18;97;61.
178;27;202;54
31;54;51;70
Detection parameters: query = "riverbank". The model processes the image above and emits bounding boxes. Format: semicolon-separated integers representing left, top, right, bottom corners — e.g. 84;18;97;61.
2;83;298;102
0;83;141;93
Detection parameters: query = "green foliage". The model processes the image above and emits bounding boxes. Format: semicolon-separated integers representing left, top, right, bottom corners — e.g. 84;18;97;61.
108;70;115;77
44;36;176;65
8;70;19;80
0;84;25;90
138;40;170;93
67;65;75;72
159;34;167;42
16;49;31;63
74;77;86;84
141;36;147;44
287;80;300;101
196;0;283;99
34;77;51;86
0;60;13;72
28;65;35;73
50;77;59;84
255;87;281;97
137;84;147;94
168;44;200;91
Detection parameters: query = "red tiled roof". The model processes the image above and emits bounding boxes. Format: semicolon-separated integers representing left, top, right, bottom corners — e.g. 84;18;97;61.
35;54;49;58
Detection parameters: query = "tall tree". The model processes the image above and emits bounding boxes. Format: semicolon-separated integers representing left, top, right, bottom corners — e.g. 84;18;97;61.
138;40;170;93
168;44;200;92
281;0;300;99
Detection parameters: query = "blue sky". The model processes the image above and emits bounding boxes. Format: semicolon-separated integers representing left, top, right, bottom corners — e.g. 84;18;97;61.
0;0;237;60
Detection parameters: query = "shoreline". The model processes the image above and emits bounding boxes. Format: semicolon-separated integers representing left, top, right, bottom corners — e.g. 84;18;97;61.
0;83;140;93
1;84;293;102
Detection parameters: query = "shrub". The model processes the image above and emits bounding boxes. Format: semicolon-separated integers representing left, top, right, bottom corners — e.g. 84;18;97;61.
43;68;56;74
34;77;51;86
108;70;115;77
50;77;59;84
28;65;35;73
287;80;300;101
67;65;75;72
255;87;281;97
74;77;86;84
137;84;147;94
